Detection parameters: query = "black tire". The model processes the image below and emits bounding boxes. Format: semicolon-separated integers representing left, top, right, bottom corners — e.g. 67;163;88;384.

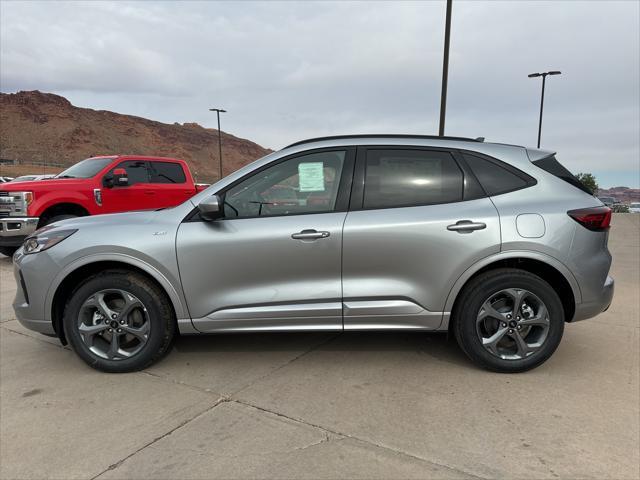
63;269;176;373
0;246;17;257
452;268;564;373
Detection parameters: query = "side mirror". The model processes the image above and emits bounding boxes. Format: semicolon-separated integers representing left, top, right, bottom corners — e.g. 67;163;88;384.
102;175;114;188
113;168;129;187
198;195;222;221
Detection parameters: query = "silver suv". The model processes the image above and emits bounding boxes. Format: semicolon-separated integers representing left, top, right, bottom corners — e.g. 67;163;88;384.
12;135;614;373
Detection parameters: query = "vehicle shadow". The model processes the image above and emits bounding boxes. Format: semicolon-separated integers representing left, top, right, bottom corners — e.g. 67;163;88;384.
171;330;471;368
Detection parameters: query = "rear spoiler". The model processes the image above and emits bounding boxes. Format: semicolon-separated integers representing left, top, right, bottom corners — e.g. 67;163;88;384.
526;148;556;162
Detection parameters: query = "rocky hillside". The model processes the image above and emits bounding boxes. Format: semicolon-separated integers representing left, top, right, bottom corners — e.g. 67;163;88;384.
0;91;271;182
597;186;640;204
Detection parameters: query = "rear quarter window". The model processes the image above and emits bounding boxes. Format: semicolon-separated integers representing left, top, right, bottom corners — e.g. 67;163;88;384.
463;153;534;196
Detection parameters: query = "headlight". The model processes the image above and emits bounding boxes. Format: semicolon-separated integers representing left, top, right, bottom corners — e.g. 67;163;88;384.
23;191;34;206
23;229;77;254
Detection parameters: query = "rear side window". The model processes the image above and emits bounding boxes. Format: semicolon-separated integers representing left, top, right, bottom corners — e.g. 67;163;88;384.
532;155;592;195
150;162;186;184
363;149;463;209
463;154;530;196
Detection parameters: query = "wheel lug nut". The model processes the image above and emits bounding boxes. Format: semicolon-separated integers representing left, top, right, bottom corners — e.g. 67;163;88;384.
117;328;122;333
516;316;521;320
506;314;512;319
111;314;117;319
502;323;507;327
119;320;125;324
108;328;113;332
517;325;522;330
508;329;513;333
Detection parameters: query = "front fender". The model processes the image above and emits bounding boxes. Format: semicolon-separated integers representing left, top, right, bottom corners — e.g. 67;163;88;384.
44;252;190;323
31;191;95;216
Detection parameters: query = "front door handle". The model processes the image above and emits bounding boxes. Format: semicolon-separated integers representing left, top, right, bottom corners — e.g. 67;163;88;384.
447;220;487;233
291;229;330;240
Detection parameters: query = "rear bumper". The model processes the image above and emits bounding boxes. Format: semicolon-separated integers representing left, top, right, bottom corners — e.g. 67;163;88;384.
0;217;38;247
572;276;614;322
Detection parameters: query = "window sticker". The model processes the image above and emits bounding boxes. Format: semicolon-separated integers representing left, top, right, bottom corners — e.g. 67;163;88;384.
298;162;325;192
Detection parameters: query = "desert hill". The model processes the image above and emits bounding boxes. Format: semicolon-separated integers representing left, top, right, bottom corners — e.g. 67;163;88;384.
0;90;271;182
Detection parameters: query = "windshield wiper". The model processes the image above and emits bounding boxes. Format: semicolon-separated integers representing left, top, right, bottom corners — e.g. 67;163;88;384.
56;175;76;179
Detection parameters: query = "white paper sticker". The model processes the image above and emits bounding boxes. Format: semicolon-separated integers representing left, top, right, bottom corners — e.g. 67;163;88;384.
298;162;325;192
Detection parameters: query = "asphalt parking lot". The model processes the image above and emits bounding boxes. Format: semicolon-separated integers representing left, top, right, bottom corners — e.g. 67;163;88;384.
0;214;638;479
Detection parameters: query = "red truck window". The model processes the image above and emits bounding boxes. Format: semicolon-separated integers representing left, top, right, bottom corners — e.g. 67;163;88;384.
150;162;186;184
109;161;150;185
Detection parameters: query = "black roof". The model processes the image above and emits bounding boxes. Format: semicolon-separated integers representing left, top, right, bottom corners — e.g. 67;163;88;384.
284;134;482;149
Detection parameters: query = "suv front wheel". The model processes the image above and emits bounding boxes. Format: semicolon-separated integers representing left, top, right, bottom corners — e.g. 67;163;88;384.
63;270;175;373
453;268;565;373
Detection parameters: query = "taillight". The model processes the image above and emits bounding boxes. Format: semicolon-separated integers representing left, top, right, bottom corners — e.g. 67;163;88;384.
567;207;611;231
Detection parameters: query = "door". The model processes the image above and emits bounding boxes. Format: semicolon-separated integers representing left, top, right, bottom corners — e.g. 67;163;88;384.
100;160;157;213
342;147;501;330
148;161;195;208
177;148;355;332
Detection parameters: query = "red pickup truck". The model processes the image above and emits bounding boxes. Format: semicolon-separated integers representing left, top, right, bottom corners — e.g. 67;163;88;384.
0;155;207;256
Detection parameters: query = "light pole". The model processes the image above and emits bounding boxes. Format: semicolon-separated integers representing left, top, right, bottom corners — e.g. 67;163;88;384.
528;71;561;148
209;108;226;179
438;0;453;136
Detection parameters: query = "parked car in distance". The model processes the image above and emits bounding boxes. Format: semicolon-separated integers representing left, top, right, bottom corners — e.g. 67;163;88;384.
12;135;614;373
0;155;206;257
11;174;56;183
597;196;616;206
628;202;640;213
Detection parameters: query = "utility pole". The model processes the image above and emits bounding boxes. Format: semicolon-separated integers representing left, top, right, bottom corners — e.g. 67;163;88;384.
439;0;453;136
528;71;561;148
209;108;227;179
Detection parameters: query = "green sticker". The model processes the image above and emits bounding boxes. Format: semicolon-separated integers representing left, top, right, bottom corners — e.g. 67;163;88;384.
298;162;325;192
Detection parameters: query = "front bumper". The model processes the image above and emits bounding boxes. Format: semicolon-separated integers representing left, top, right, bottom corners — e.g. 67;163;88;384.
0;217;38;247
572;276;615;322
12;249;57;336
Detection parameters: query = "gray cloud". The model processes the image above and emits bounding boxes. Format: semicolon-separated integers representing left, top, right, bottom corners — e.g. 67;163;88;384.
1;0;638;185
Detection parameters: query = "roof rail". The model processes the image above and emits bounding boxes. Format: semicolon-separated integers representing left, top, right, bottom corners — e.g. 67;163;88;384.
284;134;482;149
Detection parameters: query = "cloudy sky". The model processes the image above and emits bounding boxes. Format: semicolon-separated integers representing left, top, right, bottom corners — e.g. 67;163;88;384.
1;0;638;188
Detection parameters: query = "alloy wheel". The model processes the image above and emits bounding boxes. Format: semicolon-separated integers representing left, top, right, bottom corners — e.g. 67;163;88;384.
77;289;150;360
476;288;551;360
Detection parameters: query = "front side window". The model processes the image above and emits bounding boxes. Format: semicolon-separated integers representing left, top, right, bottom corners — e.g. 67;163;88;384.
150;162;186;184
110;160;150;185
363;149;463;209
223;150;345;218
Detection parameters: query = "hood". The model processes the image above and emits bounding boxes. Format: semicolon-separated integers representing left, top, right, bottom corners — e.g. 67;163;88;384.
43;209;159;232
0;178;88;192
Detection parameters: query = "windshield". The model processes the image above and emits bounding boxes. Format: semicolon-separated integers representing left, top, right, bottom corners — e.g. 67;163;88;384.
56;157;115;179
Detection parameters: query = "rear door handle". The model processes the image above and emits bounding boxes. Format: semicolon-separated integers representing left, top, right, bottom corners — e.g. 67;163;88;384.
291;229;330;240
447;220;487;233
144;190;155;195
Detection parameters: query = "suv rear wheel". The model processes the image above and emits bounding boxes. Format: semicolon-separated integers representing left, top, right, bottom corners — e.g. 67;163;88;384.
63;270;175;373
453;268;564;373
